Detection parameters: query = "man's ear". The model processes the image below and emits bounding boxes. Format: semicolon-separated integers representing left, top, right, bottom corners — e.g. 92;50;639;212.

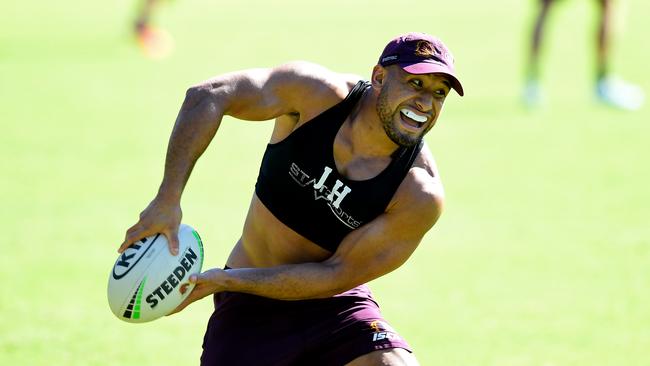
371;65;386;88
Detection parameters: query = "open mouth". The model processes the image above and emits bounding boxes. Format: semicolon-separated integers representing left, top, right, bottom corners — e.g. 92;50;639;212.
399;108;428;129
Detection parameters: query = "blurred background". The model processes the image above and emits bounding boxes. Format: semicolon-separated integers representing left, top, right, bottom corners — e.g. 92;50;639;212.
1;0;648;365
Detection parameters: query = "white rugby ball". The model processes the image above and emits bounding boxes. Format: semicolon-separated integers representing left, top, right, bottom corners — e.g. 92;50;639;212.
107;224;204;323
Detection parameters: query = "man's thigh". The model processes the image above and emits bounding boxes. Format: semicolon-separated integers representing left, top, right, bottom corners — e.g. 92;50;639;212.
346;348;420;366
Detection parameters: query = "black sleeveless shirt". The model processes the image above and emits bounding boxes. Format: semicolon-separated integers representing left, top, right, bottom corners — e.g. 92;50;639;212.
254;81;423;252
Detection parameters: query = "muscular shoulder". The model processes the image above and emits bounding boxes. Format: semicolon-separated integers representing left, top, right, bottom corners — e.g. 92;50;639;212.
270;61;362;123
389;144;444;229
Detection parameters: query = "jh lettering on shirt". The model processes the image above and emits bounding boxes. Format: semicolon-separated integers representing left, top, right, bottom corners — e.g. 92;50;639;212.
313;166;351;209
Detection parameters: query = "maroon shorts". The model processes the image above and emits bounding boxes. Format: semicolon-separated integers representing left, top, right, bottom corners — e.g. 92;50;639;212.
200;284;411;365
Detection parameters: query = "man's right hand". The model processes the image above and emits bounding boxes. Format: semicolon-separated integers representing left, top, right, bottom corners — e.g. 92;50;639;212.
118;196;183;256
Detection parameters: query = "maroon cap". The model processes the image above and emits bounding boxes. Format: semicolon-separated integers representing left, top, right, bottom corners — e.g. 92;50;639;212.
379;32;464;96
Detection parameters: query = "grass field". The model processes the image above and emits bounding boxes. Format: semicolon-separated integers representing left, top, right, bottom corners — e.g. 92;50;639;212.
1;0;649;365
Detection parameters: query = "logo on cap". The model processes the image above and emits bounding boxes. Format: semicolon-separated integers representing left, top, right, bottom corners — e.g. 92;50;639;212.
415;40;449;66
414;40;435;58
381;55;398;63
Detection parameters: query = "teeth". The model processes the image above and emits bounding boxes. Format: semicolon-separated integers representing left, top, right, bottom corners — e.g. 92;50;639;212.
400;109;427;123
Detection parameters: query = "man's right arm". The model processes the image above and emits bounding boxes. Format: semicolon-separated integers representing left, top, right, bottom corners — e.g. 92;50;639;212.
118;62;352;254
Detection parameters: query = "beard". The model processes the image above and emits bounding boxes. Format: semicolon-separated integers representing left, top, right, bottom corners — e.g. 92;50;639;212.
376;84;423;148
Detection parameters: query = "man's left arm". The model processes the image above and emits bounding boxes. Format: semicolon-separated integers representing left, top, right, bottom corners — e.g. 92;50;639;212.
172;167;442;311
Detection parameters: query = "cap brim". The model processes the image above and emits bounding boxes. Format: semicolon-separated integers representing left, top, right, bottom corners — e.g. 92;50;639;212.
401;62;464;96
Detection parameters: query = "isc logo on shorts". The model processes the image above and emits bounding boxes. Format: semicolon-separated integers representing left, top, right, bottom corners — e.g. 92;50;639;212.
369;320;402;342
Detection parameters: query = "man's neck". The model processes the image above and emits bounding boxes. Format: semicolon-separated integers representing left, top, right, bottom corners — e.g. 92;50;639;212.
346;88;400;159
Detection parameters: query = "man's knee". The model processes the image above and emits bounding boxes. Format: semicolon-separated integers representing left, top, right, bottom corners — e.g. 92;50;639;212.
346;348;420;366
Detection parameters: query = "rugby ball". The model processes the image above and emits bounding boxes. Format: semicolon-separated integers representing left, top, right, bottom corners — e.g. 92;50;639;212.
107;224;204;323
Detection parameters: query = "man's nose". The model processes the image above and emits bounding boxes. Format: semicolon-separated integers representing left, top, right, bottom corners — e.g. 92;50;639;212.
415;93;433;112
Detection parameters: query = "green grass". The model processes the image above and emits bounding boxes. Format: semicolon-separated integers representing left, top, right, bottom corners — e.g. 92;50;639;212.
1;0;649;364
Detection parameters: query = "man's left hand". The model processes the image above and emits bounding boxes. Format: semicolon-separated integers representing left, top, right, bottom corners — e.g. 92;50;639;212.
168;268;227;315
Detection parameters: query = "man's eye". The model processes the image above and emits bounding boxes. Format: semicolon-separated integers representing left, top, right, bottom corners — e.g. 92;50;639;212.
410;80;422;87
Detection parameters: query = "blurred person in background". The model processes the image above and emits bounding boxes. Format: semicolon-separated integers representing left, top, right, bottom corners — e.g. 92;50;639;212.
523;0;644;110
134;0;174;59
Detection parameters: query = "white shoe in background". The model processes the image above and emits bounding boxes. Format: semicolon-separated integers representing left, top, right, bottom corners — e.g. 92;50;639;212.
523;79;544;109
596;77;645;111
